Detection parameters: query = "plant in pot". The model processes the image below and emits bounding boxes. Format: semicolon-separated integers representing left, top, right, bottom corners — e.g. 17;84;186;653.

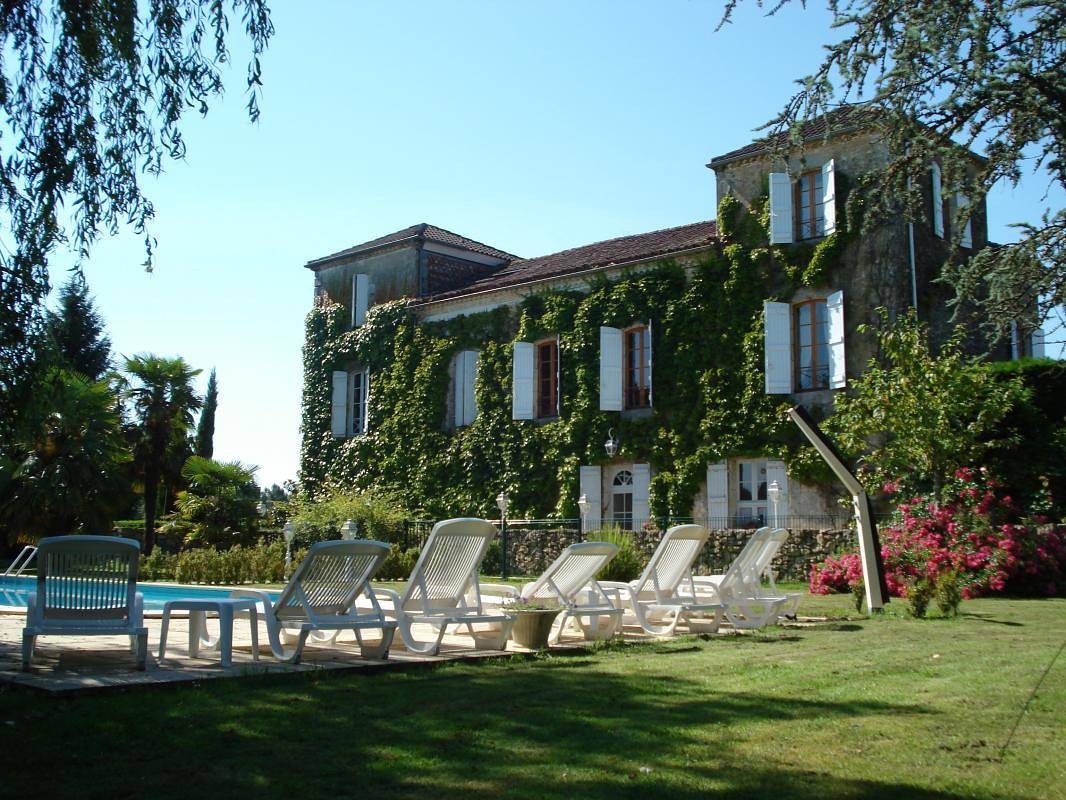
508;598;562;650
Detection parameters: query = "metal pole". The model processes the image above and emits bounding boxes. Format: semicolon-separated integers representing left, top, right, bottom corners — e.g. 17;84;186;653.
500;517;508;579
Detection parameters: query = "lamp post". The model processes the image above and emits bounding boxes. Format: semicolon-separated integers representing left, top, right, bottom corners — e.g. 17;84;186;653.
283;521;295;577
604;428;619;458
768;480;781;528
496;492;510;579
340;519;357;540
577;493;590;536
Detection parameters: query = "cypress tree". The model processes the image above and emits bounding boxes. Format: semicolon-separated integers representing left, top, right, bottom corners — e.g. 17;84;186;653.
47;273;111;380
195;368;218;459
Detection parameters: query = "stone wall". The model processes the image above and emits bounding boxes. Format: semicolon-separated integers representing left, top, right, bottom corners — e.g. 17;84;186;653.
501;526;855;583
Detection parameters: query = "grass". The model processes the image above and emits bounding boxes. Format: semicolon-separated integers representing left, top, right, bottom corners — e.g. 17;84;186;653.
1;592;1064;799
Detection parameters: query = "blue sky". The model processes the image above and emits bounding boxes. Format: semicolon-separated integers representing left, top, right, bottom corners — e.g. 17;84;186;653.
51;1;1063;488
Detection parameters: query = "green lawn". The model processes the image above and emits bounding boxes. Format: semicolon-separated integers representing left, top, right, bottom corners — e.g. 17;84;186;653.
2;593;1063;799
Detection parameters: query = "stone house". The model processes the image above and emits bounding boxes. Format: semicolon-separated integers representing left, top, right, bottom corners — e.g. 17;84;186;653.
301;109;1038;531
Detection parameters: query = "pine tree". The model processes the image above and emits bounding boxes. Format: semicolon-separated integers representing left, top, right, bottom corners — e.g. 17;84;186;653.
47;273;112;380
195;368;218;459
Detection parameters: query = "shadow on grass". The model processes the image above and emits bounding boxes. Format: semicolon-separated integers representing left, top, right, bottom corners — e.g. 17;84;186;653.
0;649;1012;800
961;612;1025;627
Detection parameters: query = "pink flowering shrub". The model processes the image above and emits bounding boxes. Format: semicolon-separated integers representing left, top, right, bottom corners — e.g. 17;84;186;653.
809;467;1066;599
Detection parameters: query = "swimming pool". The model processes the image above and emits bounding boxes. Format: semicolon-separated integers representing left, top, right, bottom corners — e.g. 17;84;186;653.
0;575;278;612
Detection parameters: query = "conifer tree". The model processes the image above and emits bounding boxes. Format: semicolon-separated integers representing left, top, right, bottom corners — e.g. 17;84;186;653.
46;273;111;380
195;368;218;459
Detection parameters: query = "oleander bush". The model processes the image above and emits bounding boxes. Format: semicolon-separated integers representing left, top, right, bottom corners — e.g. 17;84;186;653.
810;467;1066;608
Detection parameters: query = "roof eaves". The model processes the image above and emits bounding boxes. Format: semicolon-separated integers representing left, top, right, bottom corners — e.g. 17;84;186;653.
413;241;718;308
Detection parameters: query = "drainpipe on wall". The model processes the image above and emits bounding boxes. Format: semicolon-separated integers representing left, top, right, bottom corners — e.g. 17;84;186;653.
907;176;919;317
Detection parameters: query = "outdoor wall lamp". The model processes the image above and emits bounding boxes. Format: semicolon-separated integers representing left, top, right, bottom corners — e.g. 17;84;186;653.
495;492;510;520
604;428;619;458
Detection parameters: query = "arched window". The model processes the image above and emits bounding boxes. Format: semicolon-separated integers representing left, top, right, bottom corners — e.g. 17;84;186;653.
612;470;633;530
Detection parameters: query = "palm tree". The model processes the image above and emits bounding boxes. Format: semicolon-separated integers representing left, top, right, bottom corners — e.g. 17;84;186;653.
0;369;132;542
123;355;201;554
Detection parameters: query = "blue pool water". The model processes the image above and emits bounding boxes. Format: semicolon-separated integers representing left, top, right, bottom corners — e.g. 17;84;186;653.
0;575;278;612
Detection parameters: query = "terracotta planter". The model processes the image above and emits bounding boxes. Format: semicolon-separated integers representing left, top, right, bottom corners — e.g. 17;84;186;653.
510;609;562;649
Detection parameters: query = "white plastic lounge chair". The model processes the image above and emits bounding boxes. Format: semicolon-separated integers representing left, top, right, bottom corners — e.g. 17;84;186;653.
22;535;148;671
745;528;802;618
371;518;516;655
481;542;623;643
600;524;726;636
228;539;396;664
687;527;790;629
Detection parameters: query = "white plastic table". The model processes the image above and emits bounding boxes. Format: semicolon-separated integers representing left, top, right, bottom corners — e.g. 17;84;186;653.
159;597;260;667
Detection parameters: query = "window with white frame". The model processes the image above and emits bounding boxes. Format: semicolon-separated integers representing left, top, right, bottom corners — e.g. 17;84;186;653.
350;369;369;435
612;470;634;530
794;298;830;391
794;170;826;240
735;460;767;527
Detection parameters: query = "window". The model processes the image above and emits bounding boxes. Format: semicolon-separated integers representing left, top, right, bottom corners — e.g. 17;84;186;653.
794;299;830;391
736;460;767;527
795;170;826;240
623;325;651;409
535;339;558;419
350;369;369;435
612;470;634;530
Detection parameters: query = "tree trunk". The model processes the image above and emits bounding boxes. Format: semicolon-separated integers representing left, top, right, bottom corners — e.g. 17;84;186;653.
143;469;158;556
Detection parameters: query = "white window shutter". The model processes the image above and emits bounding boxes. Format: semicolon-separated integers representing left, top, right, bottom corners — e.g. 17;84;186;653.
821;159;836;235
1030;327;1045;359
512;342;534;420
766;460;789;528
632;463;651;530
599;326;623;411
330;370;348;437
706;462;728;528
956;193;973;248
579;466;602;533
353;274;369;327
763;301;793;394
453;353;467;427
826;290;846;389
930;163;944;238
463;351;478;425
769;173;794;244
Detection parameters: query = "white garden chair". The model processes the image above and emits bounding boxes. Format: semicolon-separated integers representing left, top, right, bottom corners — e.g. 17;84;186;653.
600;524;726;636
687;527;790;629
22;535;148;671
481;541;623;643
228;539;396;664
370;518;516;655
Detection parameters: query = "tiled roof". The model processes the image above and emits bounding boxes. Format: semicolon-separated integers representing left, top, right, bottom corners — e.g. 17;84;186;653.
708;105;880;167
306;223;519;268
422;220;718;302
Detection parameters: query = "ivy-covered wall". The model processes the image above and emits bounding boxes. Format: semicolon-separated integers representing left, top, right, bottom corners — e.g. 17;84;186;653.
300;190;874;519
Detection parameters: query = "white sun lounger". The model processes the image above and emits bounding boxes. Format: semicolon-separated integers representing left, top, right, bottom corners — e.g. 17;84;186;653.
687;527;790;629
371;518;516;655
228;539;396;664
22;535;148;671
481;541;623;643
600;524;726;636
